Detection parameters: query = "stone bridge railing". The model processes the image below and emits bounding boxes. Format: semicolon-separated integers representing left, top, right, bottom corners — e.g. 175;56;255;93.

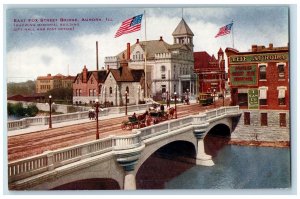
8;106;240;184
7;104;153;131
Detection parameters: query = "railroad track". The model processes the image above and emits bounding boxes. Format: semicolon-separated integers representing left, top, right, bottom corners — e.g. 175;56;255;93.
8;99;230;161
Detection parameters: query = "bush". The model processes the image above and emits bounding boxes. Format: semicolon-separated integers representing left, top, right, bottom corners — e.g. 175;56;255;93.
7;103;39;117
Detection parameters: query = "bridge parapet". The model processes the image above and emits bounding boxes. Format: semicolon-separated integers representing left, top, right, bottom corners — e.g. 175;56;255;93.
8;106;240;188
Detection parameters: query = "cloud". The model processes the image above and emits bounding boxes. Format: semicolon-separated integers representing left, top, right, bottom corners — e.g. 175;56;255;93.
6;7;289;83
7;46;70;82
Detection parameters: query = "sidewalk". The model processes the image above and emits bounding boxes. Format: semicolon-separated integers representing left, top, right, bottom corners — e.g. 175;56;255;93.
7;101;194;137
7;109;145;137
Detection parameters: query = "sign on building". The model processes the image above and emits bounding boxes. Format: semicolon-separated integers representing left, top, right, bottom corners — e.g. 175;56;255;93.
248;88;259;109
229;65;257;87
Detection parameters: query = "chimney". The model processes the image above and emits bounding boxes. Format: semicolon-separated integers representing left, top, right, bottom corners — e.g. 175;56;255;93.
127;43;130;60
252;45;258;52
136;39;139;44
269;43;273;49
159;36;163;41
82;65;88;83
107;65;110;71
96;41;99;71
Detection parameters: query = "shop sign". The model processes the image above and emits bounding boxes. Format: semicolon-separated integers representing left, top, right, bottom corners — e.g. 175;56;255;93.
229;53;288;64
229;65;257;86
248;89;259;109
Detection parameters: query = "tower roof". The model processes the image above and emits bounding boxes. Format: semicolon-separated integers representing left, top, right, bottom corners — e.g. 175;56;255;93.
172;18;194;36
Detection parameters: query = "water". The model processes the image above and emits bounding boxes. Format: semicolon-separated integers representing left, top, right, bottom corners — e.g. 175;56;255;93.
165;145;291;189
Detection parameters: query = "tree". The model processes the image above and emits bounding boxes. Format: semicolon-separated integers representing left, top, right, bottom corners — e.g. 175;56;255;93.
46;87;73;104
26;104;39;117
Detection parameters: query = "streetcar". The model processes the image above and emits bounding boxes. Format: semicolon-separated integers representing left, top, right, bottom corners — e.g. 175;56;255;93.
198;93;213;106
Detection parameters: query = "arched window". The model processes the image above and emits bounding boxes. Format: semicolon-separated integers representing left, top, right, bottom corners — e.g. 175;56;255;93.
161;65;166;72
109;87;112;95
136;51;141;60
126;86;129;94
259;65;267;80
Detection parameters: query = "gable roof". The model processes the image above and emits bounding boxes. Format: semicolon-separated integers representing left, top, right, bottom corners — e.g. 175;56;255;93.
109;67;144;82
117;40;191;60
74;69;108;84
172;18;194;36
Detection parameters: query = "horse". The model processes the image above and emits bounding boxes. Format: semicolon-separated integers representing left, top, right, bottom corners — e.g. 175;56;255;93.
137;111;149;128
168;107;175;119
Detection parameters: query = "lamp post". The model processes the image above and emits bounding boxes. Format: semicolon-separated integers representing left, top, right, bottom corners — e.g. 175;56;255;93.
174;92;177;119
95;98;100;140
48;95;52;129
223;89;225;106
125;91;128;116
213;89;216;107
166;91;170;108
186;89;189;105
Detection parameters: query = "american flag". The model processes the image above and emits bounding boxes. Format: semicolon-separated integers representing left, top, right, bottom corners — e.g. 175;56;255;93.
215;22;233;38
114;14;143;38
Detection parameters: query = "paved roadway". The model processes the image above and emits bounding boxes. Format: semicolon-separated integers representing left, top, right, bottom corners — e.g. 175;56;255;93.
8;98;230;162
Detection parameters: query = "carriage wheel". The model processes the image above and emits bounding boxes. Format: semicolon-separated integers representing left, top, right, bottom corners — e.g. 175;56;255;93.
121;123;126;130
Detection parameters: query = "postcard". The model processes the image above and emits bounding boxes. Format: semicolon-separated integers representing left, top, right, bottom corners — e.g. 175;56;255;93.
5;5;291;191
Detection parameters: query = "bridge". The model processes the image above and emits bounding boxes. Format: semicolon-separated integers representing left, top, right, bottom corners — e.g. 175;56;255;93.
8;106;241;190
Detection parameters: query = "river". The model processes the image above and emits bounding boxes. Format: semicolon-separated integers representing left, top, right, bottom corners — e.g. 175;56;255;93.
136;136;291;189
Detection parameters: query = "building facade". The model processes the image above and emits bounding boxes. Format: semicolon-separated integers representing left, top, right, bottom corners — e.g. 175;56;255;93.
73;60;145;106
225;43;289;133
104;18;197;100
36;73;75;94
194;48;226;94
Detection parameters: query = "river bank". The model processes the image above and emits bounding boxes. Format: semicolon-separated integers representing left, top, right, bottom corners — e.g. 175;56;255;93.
228;139;290;148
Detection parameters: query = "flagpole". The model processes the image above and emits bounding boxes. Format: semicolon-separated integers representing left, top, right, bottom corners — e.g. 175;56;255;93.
144;10;148;99
231;20;235;49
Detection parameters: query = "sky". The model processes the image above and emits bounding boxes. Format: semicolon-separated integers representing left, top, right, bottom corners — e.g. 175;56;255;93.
5;6;289;82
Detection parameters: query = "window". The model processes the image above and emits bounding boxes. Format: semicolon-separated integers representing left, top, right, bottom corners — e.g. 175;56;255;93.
161;74;166;79
161;85;166;93
161;65;166;72
259;65;266;80
91;78;94;84
278;88;286;105
259;88;267;105
79;89;82;96
278;64;285;79
136;51;141;60
89;89;92;96
238;93;248;107
261;113;268;126
109;87;112;95
174;84;176;93
93;89;96;96
77;78;79;84
279;113;286;127
76;89;78;96
244;112;250;125
126;86;129;94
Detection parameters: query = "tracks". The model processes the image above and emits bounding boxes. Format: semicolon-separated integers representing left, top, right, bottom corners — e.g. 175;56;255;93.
8;99;230;162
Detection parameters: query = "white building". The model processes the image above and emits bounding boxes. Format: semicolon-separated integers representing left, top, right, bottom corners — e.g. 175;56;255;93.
105;18;197;100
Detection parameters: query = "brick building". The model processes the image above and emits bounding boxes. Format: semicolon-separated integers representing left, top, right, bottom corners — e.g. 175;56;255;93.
194;48;226;94
36;73;75;94
73;53;145;106
225;43;289;134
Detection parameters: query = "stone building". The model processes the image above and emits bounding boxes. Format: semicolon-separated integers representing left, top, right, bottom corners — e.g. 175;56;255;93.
104;18;197;100
36;73;75;94
225;43;289;140
194;48;226;94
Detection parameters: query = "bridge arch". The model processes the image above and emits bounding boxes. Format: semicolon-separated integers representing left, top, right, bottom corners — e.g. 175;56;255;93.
31;157;124;190
135;131;197;174
136;140;196;189
205;117;232;137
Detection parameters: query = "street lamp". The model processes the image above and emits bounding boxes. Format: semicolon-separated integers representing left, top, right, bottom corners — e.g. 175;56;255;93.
95;98;100;140
166;90;170;108
125;91;128;116
48;95;52;129
174;92;177;119
213;89;216;107
186;89;189;105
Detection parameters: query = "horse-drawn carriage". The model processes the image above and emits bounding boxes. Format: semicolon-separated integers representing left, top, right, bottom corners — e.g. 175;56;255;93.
121;106;176;130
